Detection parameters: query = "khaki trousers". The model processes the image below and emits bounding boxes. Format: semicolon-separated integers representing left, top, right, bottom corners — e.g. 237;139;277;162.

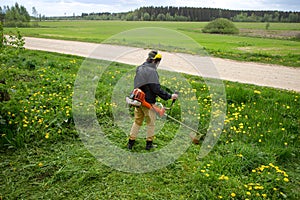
129;106;156;141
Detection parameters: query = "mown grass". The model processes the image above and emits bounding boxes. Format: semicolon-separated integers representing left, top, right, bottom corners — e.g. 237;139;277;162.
0;48;299;199
4;21;300;67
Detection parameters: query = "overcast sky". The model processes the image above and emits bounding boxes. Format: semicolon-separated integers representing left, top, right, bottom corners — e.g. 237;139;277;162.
1;0;299;16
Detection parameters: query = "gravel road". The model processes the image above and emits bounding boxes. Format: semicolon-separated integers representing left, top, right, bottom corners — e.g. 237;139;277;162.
24;37;300;92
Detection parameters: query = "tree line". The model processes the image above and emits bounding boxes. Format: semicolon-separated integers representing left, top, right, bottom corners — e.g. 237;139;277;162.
0;3;30;27
82;6;300;22
1;4;300;27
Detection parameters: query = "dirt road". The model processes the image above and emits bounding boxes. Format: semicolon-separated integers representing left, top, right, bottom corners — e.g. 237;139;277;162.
24;37;300;92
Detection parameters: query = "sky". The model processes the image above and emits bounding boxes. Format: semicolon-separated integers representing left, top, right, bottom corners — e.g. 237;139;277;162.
1;0;299;17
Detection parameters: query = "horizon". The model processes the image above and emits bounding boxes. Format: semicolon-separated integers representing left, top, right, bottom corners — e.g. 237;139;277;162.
1;0;299;17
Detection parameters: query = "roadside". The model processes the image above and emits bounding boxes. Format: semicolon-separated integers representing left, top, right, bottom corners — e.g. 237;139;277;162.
24;37;300;92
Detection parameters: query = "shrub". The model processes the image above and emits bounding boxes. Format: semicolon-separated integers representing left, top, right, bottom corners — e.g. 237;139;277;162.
202;18;239;34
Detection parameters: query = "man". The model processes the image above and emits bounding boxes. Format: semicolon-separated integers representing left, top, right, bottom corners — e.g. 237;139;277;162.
128;50;178;150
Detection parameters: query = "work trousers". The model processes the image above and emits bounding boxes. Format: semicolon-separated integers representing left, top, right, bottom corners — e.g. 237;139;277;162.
129;106;156;141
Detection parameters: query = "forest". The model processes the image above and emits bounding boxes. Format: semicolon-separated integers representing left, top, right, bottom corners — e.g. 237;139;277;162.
1;4;299;25
83;6;300;22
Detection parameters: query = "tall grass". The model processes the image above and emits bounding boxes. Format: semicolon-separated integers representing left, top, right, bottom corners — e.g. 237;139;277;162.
0;48;299;199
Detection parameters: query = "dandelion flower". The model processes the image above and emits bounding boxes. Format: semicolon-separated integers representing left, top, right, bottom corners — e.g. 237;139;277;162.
254;90;261;94
283;178;289;182
231;193;236;197
219;175;229;180
45;133;49;139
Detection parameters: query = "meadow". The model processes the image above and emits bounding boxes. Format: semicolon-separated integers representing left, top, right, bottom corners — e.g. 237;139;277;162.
4;20;300;67
0;43;299;199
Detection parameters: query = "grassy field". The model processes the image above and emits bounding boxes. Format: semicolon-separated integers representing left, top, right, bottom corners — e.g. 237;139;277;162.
4;20;300;67
0;46;299;199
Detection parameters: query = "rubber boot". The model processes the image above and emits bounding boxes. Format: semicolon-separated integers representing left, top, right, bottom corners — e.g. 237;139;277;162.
127;139;135;150
145;141;154;150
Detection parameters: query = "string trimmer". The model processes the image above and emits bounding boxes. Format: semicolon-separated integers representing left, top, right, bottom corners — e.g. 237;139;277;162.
126;88;203;144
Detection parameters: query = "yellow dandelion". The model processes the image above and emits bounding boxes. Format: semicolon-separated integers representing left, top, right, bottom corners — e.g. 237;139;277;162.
45;133;49;139
283;178;289;182
38;162;43;167
219;175;225;180
236;154;243;158
254;186;264;190
231;193;236;197
254;90;261;94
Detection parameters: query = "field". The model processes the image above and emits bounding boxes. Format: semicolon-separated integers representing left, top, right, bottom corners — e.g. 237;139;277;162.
4;21;300;67
0;41;299;199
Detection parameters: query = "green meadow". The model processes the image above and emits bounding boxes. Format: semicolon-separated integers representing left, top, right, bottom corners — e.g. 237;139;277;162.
1;20;300;199
0;39;299;199
5;20;300;67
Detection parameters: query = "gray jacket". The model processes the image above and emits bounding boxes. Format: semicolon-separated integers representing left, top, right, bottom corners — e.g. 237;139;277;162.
134;61;171;104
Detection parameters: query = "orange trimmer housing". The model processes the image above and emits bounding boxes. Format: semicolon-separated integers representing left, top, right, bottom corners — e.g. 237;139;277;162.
131;88;165;117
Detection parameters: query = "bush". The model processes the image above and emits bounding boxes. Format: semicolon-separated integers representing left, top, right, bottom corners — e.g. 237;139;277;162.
202;18;239;34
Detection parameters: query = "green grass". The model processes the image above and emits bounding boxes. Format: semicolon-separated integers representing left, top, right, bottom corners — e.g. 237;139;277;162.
0;47;299;199
5;21;300;67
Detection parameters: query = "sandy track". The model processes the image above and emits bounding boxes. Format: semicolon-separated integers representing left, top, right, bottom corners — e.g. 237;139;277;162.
24;37;300;92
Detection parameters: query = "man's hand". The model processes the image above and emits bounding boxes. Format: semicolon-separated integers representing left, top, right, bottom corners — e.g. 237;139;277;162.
171;93;178;100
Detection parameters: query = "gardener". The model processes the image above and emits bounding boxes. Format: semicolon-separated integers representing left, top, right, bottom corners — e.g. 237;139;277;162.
127;50;178;150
